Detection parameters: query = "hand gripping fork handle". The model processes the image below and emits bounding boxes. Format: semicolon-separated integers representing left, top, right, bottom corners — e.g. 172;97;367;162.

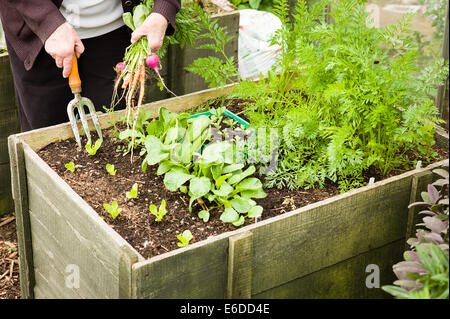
67;55;102;148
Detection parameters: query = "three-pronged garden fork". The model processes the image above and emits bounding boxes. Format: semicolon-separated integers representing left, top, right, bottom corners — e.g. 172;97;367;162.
67;55;102;148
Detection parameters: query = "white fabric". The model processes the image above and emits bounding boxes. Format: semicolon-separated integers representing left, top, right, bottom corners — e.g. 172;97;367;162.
238;9;282;80
60;0;125;39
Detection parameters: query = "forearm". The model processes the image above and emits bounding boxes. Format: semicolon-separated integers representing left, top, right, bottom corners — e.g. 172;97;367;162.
152;0;181;35
3;0;66;43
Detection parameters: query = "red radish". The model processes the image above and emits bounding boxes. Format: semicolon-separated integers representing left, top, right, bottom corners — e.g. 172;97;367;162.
145;54;159;72
115;62;126;73
145;54;176;97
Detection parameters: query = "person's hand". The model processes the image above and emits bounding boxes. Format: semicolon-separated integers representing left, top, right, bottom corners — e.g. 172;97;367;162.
44;22;85;78
130;13;168;53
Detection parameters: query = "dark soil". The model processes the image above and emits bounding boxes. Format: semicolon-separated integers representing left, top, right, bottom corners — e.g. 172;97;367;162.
36;98;449;260
0;213;21;299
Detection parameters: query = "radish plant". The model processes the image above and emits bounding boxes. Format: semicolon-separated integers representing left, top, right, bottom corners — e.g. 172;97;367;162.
111;1;202;160
119;107;267;226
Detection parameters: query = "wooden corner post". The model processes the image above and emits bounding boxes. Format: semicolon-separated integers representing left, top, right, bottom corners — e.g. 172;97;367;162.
227;231;253;299
8;135;34;298
405;169;434;250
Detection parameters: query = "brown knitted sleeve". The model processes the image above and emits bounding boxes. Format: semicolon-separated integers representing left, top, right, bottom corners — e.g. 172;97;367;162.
6;0;66;44
152;0;181;35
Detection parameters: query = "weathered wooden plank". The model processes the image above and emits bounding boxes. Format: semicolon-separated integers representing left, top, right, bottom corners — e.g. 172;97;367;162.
0;163;14;216
434;125;449;150
227;231;253;299
0;108;21;164
23;145;143;298
132;237;229;298
119;245;140;299
30;227;86;299
0;54;21;215
0;54;17;113
7;135;34;298
236;160;448;296
405;170;434;247
253;240;403;299
168;11;240;96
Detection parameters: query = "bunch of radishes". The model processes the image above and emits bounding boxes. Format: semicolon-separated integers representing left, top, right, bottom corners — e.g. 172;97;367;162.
112;52;173;161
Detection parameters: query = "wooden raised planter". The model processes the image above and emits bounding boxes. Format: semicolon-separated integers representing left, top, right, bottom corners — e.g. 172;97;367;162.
0;53;21;216
9;85;449;299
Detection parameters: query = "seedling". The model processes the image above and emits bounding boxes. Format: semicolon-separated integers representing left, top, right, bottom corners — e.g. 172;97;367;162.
126;183;139;199
223;118;236;128
85;139;103;156
198;210;210;222
7;247;17;253
106;164;117;176
149;199;167;222
65;161;76;173
177;230;193;247
103;201;122;219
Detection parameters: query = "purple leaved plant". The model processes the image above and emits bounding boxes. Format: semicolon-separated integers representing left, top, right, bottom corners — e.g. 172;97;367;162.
382;160;449;298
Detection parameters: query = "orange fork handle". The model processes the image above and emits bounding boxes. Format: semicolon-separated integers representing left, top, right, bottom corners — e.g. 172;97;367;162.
69;55;82;94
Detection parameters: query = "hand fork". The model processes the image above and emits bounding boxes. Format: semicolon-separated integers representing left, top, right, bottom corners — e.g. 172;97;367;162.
67;55;102;148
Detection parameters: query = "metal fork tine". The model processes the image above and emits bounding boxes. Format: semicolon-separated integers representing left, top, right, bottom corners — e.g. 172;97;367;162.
83;97;103;141
76;102;92;146
67;99;82;148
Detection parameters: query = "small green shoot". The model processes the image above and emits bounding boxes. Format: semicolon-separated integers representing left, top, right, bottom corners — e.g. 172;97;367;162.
126;183;139;199
85;139;103;156
177;230;193;247
149;199;167;222
7;247;17;253
103;201;122;219
65;161;76;173
106;164;117;176
198;210;210;222
223;118;236;128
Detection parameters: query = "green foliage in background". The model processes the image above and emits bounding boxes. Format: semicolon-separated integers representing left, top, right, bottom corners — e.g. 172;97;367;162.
415;0;447;60
230;0;280;12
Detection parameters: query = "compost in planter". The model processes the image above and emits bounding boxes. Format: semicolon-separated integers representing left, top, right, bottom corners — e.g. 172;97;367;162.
36;98;449;260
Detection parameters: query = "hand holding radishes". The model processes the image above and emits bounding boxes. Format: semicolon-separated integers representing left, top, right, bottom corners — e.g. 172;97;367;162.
111;2;175;162
110;1;202;161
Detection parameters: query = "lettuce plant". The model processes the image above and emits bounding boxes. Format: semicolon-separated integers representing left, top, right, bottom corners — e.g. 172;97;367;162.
103;201;123;220
65;161;76;173
382;161;449;299
85;139;103;156
126;183;139;199
149;199;167;222
106;164;117;176
177;230;193;247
